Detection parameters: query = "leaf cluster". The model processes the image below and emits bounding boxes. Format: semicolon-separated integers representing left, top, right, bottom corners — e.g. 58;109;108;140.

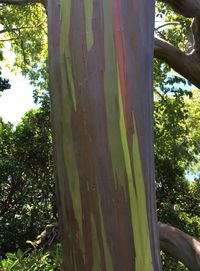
0;244;62;271
0;3;48;104
0;106;56;257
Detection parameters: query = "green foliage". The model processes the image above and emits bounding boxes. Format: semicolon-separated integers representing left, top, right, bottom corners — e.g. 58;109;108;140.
154;92;200;271
154;1;192;91
0;3;48;104
161;251;188;271
0;106;56;257
155;2;192;51
0;51;10;92
185;90;200;174
0;244;62;271
154;4;200;270
154;72;200;222
0;71;10;92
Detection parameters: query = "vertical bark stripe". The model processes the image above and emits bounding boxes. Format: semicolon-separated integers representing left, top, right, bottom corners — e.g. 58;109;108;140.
103;0;153;269
111;0;127;127
118;72;153;271
102;0;128;195
59;0;84;257
132;116;153;270
85;0;94;51
60;0;77;111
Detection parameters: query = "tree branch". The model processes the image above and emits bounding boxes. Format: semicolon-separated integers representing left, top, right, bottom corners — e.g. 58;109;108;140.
0;21;45;35
154;37;200;88
155;22;180;31
0;37;17;41
159;222;200;271
158;0;200;18
0;0;47;8
0;0;39;4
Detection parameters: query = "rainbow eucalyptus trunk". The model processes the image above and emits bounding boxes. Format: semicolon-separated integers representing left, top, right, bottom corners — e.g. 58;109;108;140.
48;0;161;270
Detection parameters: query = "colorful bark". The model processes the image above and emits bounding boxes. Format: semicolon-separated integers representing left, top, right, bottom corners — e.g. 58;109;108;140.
48;0;160;270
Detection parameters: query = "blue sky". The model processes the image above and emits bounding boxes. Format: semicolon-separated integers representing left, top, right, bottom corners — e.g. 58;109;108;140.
0;44;38;125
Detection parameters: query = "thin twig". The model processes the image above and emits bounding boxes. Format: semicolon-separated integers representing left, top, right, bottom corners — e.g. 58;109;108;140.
0;20;46;35
155;22;180;31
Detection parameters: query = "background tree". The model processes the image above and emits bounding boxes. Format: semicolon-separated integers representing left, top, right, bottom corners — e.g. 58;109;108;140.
0;51;10;92
0;106;56;257
153;2;200;269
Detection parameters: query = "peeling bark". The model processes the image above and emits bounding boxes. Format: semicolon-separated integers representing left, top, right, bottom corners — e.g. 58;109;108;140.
159;222;200;271
154;37;200;88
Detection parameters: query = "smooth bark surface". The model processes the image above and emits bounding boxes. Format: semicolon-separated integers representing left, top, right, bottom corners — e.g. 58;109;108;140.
154;37;200;88
159;222;200;271
158;0;200;17
48;0;161;270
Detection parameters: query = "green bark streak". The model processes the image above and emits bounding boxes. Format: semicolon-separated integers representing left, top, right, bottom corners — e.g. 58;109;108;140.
62;89;84;256
60;0;84;256
102;0;153;268
102;1;153;268
91;214;102;270
118;75;153;271
91;199;114;270
102;0;127;196
98;201;114;271
132;115;153;269
60;0;77;111
85;0;94;51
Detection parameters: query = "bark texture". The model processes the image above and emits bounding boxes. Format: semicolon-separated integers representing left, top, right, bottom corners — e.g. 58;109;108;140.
48;0;161;270
159;222;200;271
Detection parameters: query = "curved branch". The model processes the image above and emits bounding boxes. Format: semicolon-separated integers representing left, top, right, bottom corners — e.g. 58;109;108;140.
0;21;45;35
154;37;200;88
155;22;180;31
158;0;200;18
159;222;200;271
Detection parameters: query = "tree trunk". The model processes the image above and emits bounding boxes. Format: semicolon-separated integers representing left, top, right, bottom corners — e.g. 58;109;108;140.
47;0;161;270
